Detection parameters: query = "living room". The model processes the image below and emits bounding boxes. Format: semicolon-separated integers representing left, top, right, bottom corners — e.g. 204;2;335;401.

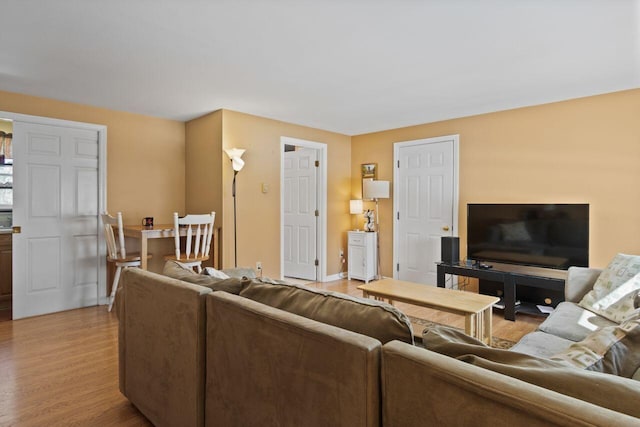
1;1;639;425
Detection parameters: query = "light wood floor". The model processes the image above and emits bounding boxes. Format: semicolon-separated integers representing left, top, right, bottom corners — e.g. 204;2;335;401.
0;278;543;426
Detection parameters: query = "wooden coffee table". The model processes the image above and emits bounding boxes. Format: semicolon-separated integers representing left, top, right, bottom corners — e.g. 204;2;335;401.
358;278;500;344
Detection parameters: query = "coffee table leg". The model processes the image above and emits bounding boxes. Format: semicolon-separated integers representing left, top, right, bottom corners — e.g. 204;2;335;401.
466;312;491;345
465;313;476;340
483;307;493;346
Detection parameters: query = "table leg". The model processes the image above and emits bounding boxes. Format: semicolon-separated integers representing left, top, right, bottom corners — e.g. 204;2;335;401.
464;313;476;339
141;235;148;270
482;307;493;345
437;264;446;288
503;275;516;321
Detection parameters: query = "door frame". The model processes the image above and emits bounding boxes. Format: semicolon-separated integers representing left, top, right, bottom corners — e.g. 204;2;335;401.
392;135;460;280
280;136;327;282
0;111;108;306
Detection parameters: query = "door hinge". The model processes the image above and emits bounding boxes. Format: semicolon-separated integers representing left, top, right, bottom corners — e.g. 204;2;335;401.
314;259;319;266
315;160;319;167
397;211;400;220
396;263;399;272
397;160;400;168
314;209;319;217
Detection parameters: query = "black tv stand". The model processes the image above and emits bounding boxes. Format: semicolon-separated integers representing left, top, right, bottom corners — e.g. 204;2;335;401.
436;262;567;321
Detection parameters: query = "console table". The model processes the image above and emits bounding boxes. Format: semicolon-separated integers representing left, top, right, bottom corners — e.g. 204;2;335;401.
436;262;567;321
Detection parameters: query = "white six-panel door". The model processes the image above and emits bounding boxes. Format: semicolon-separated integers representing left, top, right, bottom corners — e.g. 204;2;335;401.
394;136;458;285
12;121;100;319
283;147;318;280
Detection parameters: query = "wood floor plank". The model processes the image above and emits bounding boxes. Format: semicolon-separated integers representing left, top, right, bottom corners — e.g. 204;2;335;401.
0;277;542;425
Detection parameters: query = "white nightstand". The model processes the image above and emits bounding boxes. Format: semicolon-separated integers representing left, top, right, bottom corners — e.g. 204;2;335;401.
347;231;377;283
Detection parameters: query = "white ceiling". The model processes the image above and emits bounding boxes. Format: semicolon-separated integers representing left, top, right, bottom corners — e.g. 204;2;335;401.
2;0;639;135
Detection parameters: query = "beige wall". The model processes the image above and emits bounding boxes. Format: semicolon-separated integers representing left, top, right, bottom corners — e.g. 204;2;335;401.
185;110;223;266
352;89;640;273
0;90;186;272
219;110;351;278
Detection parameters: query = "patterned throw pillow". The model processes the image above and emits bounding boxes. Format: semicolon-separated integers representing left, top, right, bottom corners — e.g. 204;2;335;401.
579;253;640;323
550;312;640;377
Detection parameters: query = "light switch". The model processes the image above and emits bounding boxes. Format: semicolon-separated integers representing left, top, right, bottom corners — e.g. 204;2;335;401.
261;183;269;193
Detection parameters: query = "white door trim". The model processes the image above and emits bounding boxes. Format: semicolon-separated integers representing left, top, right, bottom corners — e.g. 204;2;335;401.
0;110;108;305
392;135;459;280
280;136;327;282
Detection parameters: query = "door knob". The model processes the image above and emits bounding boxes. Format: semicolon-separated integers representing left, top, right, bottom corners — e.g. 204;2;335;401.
442;226;450;231
12;226;21;234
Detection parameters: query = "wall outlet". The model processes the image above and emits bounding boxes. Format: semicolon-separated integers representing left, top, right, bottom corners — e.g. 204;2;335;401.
256;261;262;271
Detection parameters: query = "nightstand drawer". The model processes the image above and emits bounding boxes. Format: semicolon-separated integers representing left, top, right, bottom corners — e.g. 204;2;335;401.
348;232;365;246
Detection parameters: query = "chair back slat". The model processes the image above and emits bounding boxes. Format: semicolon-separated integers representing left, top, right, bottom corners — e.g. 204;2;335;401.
173;212;215;261
101;212;126;260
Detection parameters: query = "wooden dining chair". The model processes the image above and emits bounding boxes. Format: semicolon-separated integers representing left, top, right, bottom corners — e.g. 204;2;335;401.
101;212;149;312
164;212;215;273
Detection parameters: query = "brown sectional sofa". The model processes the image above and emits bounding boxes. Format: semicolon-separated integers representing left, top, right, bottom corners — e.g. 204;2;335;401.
117;265;640;426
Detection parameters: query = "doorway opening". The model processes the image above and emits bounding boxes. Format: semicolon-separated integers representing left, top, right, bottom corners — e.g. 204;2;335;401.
0;117;13;321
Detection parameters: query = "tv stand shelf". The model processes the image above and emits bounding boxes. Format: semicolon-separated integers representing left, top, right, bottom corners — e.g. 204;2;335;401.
436;262;567;321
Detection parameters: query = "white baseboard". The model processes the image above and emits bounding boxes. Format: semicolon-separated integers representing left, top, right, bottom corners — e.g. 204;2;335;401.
324;273;344;282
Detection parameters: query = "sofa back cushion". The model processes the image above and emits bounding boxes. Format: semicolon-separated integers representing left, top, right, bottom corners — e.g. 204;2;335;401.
162;261;249;294
206;292;381;426
239;279;414;344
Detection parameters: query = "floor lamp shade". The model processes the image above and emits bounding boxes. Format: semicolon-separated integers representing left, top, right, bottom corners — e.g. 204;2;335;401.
363;180;390;200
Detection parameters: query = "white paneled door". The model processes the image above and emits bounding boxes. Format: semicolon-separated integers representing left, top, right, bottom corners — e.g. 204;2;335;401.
12;121;100;319
283;147;318;280
394;136;458;285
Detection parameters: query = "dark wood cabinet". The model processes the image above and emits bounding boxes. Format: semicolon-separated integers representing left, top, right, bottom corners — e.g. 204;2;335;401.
0;233;12;299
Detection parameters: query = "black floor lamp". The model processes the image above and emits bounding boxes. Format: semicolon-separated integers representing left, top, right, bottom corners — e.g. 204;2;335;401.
225;148;246;267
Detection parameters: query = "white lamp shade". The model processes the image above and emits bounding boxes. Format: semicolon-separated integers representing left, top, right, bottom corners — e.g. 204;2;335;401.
349;199;363;214
224;148;246;171
363;180;390;200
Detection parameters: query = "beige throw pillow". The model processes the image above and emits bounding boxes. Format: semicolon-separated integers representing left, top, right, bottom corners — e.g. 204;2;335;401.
550;312;640;377
579;253;640;322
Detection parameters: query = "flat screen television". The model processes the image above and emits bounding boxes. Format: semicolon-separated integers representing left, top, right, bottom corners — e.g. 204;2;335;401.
467;204;589;270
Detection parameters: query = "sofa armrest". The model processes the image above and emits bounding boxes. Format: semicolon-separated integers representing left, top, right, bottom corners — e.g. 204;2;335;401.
119;268;212;427
565;266;602;302
381;341;640;427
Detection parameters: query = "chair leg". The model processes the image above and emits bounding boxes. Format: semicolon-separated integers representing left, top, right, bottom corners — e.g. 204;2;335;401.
196;263;202;274
108;265;122;312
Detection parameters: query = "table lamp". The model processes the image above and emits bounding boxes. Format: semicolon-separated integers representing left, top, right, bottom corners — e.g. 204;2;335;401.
349;199;363;230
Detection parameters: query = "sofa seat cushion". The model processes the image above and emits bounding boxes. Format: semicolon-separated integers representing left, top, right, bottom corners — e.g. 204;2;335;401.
422;325;640;418
509;331;575;358
550;312;640;377
538;301;617;341
239;280;414;344
162;261;249;294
